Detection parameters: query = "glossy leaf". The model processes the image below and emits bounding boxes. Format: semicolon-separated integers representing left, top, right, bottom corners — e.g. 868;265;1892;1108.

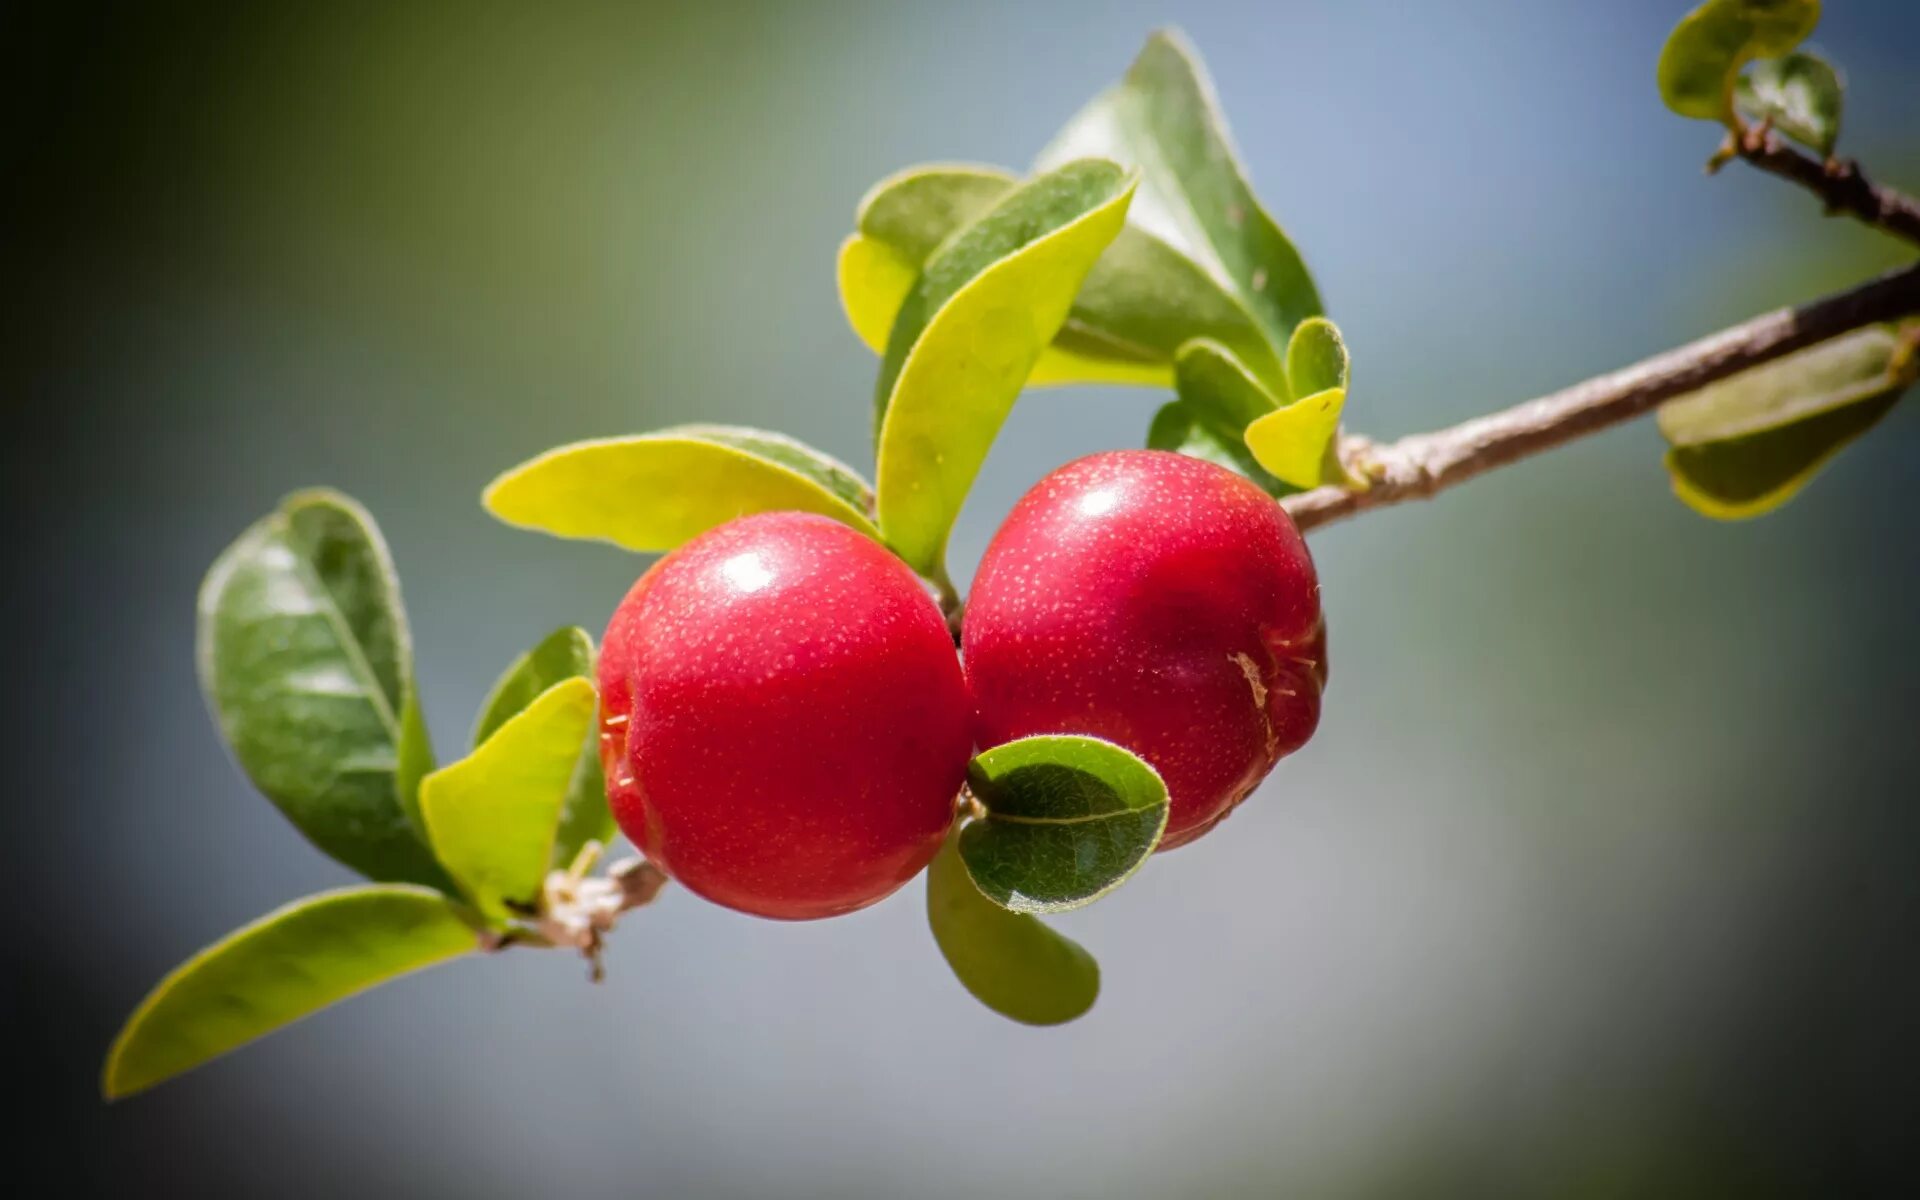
1037;29;1321;354
485;424;879;553
103;885;478;1099
1658;325;1912;518
959;734;1169;914
473;626;613;867
420;677;600;920
1658;0;1821;124
926;833;1099;1026
842;164;1283;392
1244;316;1353;490
1150;340;1287;494
875;159;1136;578
1736;50;1842;156
198;490;451;889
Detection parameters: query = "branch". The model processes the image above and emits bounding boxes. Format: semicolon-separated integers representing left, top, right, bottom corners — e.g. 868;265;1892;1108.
1281;261;1920;534
1727;125;1920;247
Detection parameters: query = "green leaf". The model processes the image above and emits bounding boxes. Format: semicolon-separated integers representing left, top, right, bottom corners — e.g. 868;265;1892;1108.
856;162;1019;262
1658;0;1822;124
926;833;1099;1026
473;626;595;745
1147;399;1280;492
1666;394;1903;518
198;490;452;889
484;424;879;553
394;686;436;843
1150;340;1288;494
420;677;600;920
1285;313;1351;399
875;159;1136;578
1037;29;1322;354
473;626;612;867
1658;325;1912;519
841;164;1284;392
1244;316;1353;489
958;734;1169;914
102;885;478;1099
1735;50;1843;156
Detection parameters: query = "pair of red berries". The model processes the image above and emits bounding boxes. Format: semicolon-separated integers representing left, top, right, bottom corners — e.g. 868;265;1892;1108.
598;450;1327;919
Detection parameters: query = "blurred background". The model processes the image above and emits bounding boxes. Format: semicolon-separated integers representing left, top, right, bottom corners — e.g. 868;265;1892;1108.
8;1;1918;1195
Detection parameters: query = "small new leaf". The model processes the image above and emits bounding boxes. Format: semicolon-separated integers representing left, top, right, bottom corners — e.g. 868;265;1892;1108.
1658;324;1913;519
926;833;1100;1026
103;885;479;1099
485;425;878;553
874;159;1136;579
1150;340;1287;494
1658;0;1822;125
473;626;613;868
1285;314;1352;400
1243;317;1354;489
1735;51;1842;157
1038;29;1322;354
420;677;600;920
198;490;452;890
959;734;1169;914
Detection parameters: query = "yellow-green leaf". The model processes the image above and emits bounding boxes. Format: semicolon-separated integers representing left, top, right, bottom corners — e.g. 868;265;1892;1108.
1243;317;1354;489
103;885;478;1099
1037;30;1321;353
841;163;1283;392
485;424;878;553
875;159;1136;578
473;626;611;868
473;627;596;746
1658;0;1822;124
1658;324;1912;519
837;233;922;359
926;833;1099;1026
420;677;599;920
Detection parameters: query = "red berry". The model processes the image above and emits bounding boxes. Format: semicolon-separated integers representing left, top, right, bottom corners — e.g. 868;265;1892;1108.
963;451;1326;850
599;512;972;919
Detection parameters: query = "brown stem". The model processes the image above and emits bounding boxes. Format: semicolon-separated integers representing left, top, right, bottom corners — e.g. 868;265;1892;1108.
1732;127;1920;247
1281;261;1920;534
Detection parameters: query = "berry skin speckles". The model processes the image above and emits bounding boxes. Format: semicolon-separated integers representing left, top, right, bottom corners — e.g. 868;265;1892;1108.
963;451;1326;850
599;512;973;919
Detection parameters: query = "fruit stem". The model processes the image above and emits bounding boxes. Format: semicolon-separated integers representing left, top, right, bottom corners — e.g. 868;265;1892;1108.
929;562;965;641
518;850;671;979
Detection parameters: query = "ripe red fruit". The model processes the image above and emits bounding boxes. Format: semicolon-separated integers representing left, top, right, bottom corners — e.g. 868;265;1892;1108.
963;450;1326;850
598;512;972;919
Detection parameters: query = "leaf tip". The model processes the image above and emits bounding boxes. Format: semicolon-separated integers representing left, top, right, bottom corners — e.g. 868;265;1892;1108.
99;1029;137;1101
1141;25;1199;65
477;466;521;525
